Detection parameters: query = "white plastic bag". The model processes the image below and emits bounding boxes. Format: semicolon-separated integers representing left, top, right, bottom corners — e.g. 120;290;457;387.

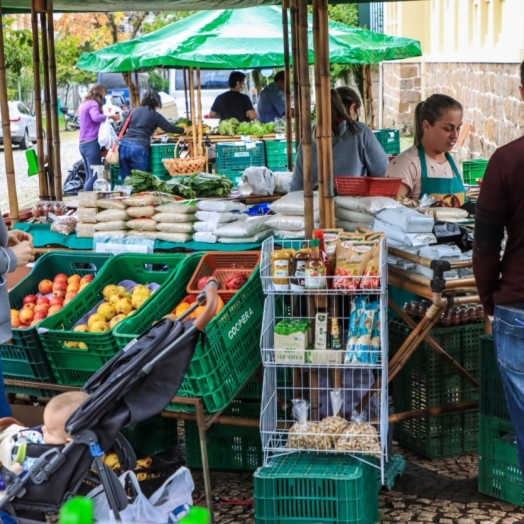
334;208;374;225
92;468;194;523
269;191;318;216
274;172;293;194
98;118;117;149
195;211;247;223
215;216;269;238
242;167;275;196
193;232;218;243
196;200;247;213
194;221;220;233
335;196;401;215
218;229;272;243
266;214;319;231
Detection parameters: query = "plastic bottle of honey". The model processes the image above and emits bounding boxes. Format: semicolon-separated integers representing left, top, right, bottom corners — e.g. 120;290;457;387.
313;229;332;287
271;249;292;291
304;240;327;290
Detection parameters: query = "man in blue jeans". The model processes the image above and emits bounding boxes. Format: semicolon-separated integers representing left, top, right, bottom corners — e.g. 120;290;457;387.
473;61;524;497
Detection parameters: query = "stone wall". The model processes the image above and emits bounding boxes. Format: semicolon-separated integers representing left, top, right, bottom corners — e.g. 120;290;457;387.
382;61;524;159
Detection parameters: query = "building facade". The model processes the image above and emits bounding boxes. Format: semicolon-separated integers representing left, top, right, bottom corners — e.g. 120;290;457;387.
383;0;524;158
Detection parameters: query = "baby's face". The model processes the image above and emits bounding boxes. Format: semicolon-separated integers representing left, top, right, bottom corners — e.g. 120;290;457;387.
42;408;70;446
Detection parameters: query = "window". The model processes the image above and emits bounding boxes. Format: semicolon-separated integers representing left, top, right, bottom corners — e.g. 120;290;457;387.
174;70;231;91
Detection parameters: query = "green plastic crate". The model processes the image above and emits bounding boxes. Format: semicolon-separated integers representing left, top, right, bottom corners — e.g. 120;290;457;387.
185;399;262;471
265;140;296;170
479;335;509;421
3;252;112;387
150;158;171;180
478;414;523;506
390;320;483;458
109;164;121;189
254;453;379;524
115;254;264;413
37;253;186;387
462;159;489;185
121;416;178;456
216;142;265;174
373;129;400;155
149;143;176;161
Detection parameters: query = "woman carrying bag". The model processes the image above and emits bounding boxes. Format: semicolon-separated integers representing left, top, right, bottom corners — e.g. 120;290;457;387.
118;90;188;183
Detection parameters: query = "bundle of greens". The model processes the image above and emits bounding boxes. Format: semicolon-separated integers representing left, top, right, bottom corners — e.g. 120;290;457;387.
232;121;276;137
124;170;170;193
218;118;240;136
165;172;233;198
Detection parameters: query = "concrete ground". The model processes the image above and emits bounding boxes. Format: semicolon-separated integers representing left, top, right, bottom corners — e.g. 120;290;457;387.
188;444;524;523
0;131;80;214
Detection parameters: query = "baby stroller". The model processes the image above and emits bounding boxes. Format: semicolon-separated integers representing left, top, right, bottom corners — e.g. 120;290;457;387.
0;282;219;522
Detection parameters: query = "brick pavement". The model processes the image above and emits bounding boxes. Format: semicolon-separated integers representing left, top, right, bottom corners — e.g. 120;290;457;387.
190;444;524;523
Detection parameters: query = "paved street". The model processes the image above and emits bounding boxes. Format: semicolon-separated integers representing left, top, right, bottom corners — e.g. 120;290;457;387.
0;132;81;214
188;444;524;523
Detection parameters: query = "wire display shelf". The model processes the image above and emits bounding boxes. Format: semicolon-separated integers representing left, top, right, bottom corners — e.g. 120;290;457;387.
261;236;387;296
259;235;389;484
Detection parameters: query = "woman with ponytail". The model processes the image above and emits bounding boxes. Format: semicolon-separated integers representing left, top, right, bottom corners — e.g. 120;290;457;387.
387;94;465;205
290;89;388;191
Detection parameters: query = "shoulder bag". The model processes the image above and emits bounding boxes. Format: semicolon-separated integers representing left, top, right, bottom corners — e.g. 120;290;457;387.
106;111;133;165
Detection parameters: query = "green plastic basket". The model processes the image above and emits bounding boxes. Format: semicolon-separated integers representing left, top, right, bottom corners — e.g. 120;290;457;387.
478;414;523;506
254;453;379;524
390;320;482;458
185;399;262;471
121;416;178;456
216;142;265;173
265;140;296;170
109;164;121;189
37;253;186;387
462;159;489;185
479;335;509;421
3;252;112;387
373;129;400;155
150;143;176;161
115;254;264;413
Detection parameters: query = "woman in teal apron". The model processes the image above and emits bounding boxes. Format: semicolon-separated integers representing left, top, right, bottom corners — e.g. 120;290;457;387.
387;94;466;313
387;94;466;205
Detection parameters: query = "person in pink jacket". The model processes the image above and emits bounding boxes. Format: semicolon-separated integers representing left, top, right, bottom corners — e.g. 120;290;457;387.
78;84;119;191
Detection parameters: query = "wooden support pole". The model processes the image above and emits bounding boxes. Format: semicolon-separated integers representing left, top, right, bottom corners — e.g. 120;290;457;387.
47;0;62;200
318;0;335;228
312;0;325;228
183;67;190;120
290;0;301;147
31;0;48;199
0;0;20;221
298;0;313;238
188;67;196;153
362;65;368;126
196;68;203;157
40;11;55;199
282;5;293;171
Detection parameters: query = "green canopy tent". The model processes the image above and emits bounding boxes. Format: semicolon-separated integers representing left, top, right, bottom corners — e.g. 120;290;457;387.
76;6;421;71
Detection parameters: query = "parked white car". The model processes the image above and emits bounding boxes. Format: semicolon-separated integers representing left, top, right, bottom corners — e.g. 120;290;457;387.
0;101;37;149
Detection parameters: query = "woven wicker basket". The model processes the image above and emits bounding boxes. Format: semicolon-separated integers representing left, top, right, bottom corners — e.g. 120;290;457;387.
163;139;207;176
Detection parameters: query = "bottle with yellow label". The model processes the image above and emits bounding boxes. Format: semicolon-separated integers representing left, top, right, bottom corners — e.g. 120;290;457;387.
271;249;292;291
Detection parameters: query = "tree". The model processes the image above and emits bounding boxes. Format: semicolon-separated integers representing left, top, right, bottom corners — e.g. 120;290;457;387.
141;11;194;34
3;21;33;101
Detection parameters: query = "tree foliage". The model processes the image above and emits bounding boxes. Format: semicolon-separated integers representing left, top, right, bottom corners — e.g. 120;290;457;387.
3;20;33;101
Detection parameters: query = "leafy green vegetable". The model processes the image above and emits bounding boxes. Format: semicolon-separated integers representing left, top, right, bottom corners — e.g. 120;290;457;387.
218;118;239;136
124;170;169;193
236;122;252;135
165;172;233;198
264;122;276;134
249;121;266;137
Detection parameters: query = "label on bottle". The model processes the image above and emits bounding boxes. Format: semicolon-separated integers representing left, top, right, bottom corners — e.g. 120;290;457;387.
273;259;289;278
290;260;307;291
305;267;327;289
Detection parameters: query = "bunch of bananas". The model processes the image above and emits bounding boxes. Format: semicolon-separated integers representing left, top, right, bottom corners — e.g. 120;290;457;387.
102;453;153;477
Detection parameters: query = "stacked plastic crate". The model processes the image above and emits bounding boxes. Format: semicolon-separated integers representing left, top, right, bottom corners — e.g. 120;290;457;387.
215;141;266;186
478;335;523;505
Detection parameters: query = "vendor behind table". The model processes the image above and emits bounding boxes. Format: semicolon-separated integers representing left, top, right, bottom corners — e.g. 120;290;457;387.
209;71;256;122
386;94;466;206
290;89;388;192
257;70;286;124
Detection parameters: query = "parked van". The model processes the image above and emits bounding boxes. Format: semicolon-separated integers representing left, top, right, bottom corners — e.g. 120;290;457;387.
97;72;151;105
170;69;255;120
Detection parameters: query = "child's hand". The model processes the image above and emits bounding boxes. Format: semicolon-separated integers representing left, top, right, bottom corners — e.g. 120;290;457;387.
8;463;24;475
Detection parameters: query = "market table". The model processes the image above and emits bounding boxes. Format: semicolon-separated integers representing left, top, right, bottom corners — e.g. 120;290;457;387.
13;223;263;252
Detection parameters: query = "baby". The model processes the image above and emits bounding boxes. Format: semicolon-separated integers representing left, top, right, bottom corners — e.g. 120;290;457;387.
6;391;88;474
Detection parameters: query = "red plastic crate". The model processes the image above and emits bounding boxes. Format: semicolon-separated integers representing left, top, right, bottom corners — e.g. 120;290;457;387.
334;176;402;197
186;252;261;299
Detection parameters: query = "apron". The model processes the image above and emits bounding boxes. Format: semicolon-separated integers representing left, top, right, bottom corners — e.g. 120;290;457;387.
418;144;466;207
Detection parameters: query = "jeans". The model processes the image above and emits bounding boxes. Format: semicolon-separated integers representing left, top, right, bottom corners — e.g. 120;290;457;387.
79;139;103;192
119;140;149;182
493;303;524;475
